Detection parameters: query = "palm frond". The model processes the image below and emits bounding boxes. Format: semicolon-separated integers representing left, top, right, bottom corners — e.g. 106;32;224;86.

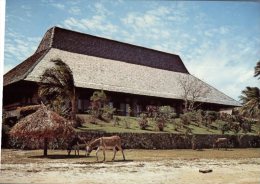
254;61;260;79
239;87;260;118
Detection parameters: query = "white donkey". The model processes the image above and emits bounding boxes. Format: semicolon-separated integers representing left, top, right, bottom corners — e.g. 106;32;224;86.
213;137;228;150
86;135;126;161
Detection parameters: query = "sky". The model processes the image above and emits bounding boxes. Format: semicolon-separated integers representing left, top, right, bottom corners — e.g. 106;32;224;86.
2;0;260;101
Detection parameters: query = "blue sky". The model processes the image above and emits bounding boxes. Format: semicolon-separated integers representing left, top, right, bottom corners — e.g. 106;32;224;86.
3;0;260;101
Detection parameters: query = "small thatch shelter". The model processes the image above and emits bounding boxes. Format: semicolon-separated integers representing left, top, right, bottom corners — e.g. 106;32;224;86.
17;104;41;117
10;104;75;156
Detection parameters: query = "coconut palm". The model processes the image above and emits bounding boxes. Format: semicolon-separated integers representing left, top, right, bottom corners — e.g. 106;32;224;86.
254;61;260;79
38;59;76;121
239;87;260;118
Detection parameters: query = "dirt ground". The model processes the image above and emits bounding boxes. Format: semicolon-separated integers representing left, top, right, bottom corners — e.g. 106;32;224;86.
1;149;260;184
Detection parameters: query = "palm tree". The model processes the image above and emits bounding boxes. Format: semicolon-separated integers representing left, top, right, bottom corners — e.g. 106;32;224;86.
239;87;260;118
254;61;260;79
38;59;76;121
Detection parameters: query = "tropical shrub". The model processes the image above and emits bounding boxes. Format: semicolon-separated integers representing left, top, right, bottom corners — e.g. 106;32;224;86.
102;105;116;120
113;117;120;127
138;113;148;130
124;119;130;129
240;121;252;133
75;116;85;128
155;106;176;131
180;112;193;125
256;121;260;135
38;59;76;120
90;90;108;119
217;120;229;134
230;122;241;134
146;105;158;118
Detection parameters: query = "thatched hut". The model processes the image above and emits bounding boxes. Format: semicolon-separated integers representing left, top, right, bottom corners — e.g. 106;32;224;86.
10;104;75;156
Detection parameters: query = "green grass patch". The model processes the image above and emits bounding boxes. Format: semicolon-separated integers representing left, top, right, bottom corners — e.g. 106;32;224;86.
76;114;259;135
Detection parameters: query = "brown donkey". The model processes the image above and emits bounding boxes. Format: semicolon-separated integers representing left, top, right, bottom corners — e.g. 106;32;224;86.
86;135;126;162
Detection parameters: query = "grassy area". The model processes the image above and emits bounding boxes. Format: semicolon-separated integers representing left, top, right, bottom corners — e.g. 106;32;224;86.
76;114;259;135
2;148;260;164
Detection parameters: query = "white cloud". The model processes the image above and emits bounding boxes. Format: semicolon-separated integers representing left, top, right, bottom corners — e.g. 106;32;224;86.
4;29;41;69
51;3;65;10
63;15;118;37
183;37;260;101
204;26;230;37
93;2;112;16
68;7;81;15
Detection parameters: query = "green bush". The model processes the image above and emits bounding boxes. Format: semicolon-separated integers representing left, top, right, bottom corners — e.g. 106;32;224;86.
138;113;148;130
241;121;252;133
90;90;108;119
230;121;241;134
113;117;120;127
216;120;229;134
154;106;176;131
75;116;85;127
256;121;260;135
180;112;193;125
102;105;116;120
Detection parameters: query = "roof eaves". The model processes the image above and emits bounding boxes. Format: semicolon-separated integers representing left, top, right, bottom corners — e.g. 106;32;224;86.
3;49;50;86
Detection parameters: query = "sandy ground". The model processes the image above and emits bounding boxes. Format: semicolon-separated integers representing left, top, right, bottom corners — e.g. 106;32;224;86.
1;149;260;184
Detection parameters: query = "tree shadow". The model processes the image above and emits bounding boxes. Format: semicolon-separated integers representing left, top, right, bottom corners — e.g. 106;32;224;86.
28;155;88;159
214;149;234;151
195;149;205;151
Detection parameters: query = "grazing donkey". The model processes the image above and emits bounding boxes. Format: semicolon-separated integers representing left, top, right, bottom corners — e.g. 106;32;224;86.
213;138;228;150
67;135;86;156
86;135;126;162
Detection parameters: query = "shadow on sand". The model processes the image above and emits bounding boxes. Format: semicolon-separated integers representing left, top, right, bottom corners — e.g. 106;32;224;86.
75;159;134;165
28;155;88;159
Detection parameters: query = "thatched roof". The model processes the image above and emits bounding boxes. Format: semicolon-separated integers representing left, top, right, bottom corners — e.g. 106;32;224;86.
3;26;188;87
10;104;75;139
3;49;48;86
25;48;241;107
18;104;41;111
4;26;240;107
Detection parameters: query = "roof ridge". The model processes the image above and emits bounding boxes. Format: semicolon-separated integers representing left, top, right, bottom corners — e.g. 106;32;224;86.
49;26;55;48
45;26;189;73
52;26;180;57
35;27;55;54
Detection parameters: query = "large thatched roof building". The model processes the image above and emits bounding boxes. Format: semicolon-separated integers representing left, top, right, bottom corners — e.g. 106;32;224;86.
3;26;240;116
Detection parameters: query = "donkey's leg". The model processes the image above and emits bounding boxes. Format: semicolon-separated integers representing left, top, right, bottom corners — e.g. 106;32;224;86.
118;146;126;160
96;147;100;161
102;148;106;162
112;147;117;161
77;145;80;156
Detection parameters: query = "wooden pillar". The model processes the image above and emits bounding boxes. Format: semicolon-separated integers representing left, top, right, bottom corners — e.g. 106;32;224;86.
132;99;138;117
43;138;48;157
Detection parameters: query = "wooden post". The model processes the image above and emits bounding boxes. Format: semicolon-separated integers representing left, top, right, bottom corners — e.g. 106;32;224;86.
44;138;48;156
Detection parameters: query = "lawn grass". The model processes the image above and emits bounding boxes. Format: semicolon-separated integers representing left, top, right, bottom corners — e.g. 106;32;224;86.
76;114;259;135
2;148;260;164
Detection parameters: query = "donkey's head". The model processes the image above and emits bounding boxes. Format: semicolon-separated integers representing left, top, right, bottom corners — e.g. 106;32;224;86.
85;144;93;157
